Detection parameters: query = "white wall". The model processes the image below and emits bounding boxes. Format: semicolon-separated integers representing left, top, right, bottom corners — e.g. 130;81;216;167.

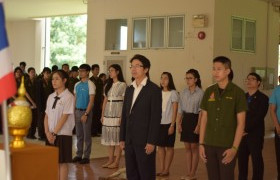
214;0;279;88
6;20;44;73
214;0;279;131
87;0;215;91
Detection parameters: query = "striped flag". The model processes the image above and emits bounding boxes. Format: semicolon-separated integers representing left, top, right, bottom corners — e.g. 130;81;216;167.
0;2;16;104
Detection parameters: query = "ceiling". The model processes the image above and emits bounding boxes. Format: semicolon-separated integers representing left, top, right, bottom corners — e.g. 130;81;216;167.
4;0;87;21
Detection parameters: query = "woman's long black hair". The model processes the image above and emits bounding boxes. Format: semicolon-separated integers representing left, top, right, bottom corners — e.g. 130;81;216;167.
160;72;176;91
104;64;125;96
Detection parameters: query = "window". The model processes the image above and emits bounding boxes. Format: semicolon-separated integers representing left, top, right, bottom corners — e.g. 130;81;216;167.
132;15;184;49
132;18;148;49
150;17;165;48
105;19;128;50
231;16;256;52
168;16;184;48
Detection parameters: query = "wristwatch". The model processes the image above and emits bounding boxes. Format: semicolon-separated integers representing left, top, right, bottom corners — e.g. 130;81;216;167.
84;112;88;116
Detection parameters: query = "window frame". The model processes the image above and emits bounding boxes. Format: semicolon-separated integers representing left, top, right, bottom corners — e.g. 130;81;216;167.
132;17;148;50
167;15;185;49
149;16;166;49
231;16;256;53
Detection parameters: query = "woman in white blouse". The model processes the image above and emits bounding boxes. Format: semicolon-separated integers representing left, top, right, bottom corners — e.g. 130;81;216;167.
178;69;204;180
44;70;75;180
157;72;179;177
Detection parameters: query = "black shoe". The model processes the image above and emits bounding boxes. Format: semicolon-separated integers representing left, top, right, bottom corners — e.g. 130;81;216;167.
38;137;46;141
27;135;37;139
72;156;82;163
79;158;90;164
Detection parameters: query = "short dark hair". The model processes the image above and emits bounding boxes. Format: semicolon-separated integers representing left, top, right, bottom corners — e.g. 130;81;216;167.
79;64;91;71
130;54;151;78
99;73;106;79
247;72;262;83
62;64;69;68
42;67;51;74
52;65;58;72
91;64;100;70
27;67;35;73
71;66;79;72
213;56;234;81
160;72;176;91
14;67;23;74
19;61;26;67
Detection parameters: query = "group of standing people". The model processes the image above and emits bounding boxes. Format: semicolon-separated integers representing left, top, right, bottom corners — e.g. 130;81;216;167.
118;55;278;180
8;54;280;180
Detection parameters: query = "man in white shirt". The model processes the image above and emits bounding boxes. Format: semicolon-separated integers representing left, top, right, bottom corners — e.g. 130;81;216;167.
120;54;162;180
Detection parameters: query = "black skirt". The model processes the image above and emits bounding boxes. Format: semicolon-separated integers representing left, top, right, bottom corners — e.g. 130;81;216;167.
46;135;72;163
157;123;176;147
180;112;199;143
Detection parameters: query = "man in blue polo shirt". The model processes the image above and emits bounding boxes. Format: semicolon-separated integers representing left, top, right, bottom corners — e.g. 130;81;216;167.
270;85;280;180
72;64;96;164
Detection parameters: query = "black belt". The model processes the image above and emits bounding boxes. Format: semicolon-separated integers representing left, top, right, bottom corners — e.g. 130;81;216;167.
76;108;86;111
107;100;123;102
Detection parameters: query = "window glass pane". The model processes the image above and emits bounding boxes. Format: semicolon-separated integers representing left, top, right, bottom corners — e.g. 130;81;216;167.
168;16;184;47
150;18;165;48
133;19;147;48
245;20;256;51
232;18;243;50
105;19;127;50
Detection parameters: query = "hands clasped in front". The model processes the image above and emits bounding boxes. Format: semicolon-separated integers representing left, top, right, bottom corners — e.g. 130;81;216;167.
199;145;237;164
46;132;56;145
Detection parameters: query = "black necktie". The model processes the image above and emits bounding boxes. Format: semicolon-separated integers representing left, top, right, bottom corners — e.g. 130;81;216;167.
52;96;60;109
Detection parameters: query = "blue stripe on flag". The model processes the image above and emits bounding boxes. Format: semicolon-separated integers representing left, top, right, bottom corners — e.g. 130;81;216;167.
0;3;9;51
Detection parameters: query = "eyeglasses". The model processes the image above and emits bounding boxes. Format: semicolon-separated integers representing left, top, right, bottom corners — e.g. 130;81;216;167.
130;65;143;69
108;69;116;73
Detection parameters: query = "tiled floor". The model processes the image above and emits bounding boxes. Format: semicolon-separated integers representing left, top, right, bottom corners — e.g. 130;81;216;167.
68;134;278;180
1;131;278;179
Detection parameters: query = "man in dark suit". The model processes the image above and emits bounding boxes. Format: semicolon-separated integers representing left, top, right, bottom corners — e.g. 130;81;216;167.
120;54;162;180
238;72;269;180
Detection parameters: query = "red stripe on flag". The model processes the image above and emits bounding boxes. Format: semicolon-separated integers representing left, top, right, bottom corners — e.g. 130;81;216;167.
0;72;16;104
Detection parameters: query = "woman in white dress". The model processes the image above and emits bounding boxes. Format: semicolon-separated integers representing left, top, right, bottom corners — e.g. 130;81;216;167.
101;64;126;169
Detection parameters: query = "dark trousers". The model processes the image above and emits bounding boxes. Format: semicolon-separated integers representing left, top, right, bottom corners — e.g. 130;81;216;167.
275;130;280;180
238;135;264;180
205;145;237;180
125;143;156;180
27;109;38;137
37;112;46;138
91;102;102;135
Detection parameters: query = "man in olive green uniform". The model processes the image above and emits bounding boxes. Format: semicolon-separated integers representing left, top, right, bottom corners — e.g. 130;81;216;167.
199;56;247;180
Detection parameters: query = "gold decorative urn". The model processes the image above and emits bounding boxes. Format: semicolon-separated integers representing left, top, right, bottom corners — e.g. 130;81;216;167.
7;76;32;148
